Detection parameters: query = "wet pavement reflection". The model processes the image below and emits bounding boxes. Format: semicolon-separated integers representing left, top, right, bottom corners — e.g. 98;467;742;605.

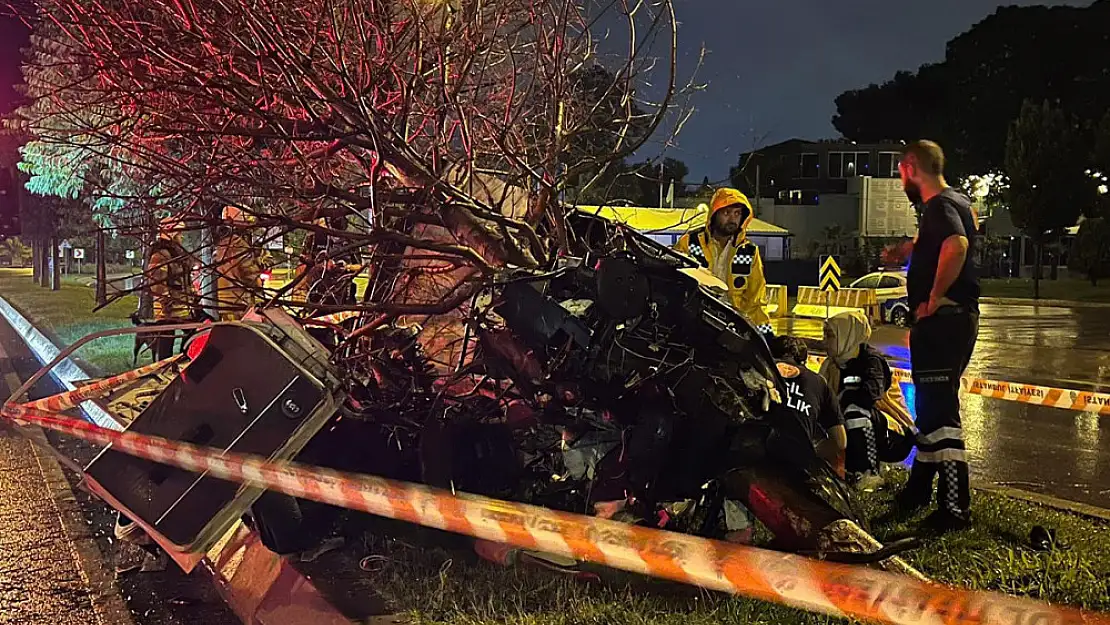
777;302;1110;510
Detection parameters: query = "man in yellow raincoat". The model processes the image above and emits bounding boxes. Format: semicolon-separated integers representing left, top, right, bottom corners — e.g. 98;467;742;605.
674;188;773;338
215;206;264;321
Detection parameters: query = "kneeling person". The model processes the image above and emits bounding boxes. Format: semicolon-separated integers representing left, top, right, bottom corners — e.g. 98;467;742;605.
820;311;916;488
769;336;846;473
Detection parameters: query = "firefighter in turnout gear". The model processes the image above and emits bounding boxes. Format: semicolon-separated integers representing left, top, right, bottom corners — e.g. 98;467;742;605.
215;206;264;321
146;217;197;360
674;188;773;338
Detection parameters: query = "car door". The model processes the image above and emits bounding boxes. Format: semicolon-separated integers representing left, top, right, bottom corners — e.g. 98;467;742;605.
875;274;907;302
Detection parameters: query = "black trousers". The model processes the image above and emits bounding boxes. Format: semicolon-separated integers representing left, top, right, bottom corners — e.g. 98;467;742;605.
844;407;879;477
906;309;979;518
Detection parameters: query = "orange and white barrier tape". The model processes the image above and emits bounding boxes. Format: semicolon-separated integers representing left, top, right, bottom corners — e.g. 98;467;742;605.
308;310;360;326
807;355;1110;416
21;355;182;413
3;402;1107;625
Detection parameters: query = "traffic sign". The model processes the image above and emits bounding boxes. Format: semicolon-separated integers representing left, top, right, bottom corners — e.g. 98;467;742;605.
820;255;841;292
60;240;72;250
125;250;136;260
72;248;85;260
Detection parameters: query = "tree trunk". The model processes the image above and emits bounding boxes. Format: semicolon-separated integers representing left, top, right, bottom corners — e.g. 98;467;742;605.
31;238;40;283
38;240;50;287
96;229;107;307
49;237;60;291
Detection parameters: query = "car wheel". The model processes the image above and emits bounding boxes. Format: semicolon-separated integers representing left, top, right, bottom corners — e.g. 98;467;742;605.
891;306;910;328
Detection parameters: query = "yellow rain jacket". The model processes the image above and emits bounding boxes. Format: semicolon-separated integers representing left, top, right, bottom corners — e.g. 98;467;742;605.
674;188;771;333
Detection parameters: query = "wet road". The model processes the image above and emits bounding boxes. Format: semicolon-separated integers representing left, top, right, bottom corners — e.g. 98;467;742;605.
775;302;1110;510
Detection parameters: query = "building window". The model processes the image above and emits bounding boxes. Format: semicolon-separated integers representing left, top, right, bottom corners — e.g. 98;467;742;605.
857;152;872;176
798;153;819;178
829;151;873;178
877;152;900;178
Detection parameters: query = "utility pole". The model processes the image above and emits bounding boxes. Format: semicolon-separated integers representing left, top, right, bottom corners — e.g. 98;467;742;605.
755;164;761;214
659;161;664;208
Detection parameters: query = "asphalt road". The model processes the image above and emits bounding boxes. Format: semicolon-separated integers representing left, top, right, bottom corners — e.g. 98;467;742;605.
776;302;1110;510
0;315;238;624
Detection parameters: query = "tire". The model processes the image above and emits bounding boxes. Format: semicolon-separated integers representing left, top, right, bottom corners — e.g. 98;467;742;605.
891;306;910;328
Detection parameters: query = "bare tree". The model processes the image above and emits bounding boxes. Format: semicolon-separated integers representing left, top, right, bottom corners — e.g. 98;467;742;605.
13;0;691;372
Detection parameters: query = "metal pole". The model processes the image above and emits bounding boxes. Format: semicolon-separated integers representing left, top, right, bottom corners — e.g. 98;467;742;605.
755;164;761;213
659;162;664;208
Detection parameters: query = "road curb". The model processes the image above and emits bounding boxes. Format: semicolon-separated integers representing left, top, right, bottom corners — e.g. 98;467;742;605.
981;297;1110;309
974;482;1110;522
0;290;357;625
28;428;138;625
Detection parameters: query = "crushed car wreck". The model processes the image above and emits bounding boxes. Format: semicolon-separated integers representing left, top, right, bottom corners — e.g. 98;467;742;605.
69;212;925;583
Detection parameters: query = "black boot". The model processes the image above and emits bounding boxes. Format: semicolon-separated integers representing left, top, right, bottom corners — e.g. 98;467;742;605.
894;460;935;512
925;460;971;533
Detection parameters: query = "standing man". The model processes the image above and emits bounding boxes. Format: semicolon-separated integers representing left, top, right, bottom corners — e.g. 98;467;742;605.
897;140;980;532
215;206;264;321
675;188;773;338
146;216;197;360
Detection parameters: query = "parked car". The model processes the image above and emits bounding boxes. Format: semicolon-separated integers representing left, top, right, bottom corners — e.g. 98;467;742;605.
849;269;911;327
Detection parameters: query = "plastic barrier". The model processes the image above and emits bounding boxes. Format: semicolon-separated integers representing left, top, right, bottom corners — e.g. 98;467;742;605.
793;286;879;322
807;355;1110;416
764;284;788;318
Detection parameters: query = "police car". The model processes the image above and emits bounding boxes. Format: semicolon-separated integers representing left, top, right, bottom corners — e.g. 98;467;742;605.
848;268;911;327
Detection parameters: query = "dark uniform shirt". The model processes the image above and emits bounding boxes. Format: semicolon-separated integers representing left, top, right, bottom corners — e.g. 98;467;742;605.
775;359;843;443
836;344;891;414
907;188;980;312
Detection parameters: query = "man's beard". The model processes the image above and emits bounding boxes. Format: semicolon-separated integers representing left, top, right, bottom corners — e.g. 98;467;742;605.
903;181;923;206
710;221;739;237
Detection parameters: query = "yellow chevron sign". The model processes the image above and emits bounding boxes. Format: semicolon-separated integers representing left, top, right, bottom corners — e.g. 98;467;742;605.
820;255;841;292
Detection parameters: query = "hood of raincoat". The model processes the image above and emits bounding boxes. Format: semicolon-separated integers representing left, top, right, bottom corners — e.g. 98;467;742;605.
823;310;872;368
704;188;754;243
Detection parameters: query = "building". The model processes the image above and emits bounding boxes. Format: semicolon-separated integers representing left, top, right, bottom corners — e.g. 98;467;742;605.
730;139;918;256
576;205;792;261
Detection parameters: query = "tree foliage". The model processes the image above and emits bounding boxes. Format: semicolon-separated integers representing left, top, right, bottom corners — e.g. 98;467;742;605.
832;1;1110;177
1070;217;1110;286
1004;100;1094;296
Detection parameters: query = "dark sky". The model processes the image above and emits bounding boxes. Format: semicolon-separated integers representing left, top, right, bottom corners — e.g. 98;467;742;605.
659;0;1092;181
0;14;29;117
0;2;1094;180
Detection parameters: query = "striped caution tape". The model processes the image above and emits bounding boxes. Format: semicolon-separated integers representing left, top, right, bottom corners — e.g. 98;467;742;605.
807;356;1110;416
3;402;1107;625
306;310;360;326
20;355;182;413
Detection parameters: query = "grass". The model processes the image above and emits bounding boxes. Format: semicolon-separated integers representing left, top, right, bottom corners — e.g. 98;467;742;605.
980;278;1110;303
0;268;138;375
334;471;1110;625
